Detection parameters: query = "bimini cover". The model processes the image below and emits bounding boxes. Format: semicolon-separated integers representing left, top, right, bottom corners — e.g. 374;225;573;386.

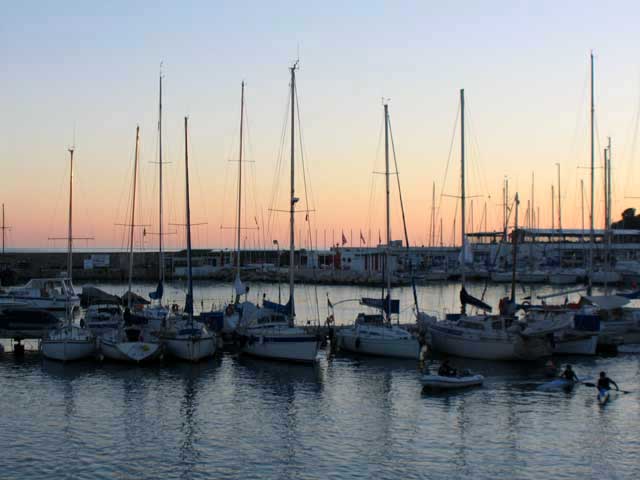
582;295;629;310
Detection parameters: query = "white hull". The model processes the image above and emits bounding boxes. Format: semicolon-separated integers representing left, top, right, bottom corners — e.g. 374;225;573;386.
242;334;319;363
41;338;95;361
337;328;420;359
164;335;216;362
420;374;484;389
427;323;551;360
100;338;162;363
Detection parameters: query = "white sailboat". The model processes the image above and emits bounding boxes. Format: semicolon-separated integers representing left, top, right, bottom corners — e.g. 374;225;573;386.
41;148;96;361
100;126;162;363
162;117;216;362
335;103;421;360
417;90;564;361
236;63;320;363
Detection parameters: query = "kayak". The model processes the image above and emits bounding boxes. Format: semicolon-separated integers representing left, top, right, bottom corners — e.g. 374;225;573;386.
598;388;611;405
420;374;484;390
539;378;576;391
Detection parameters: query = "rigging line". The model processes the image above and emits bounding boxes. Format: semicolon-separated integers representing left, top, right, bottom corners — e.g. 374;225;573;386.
388;115;411;248
623;73;640;195
368;117;384;242
464;98;491;203
435;101;460;225
265;89;291;241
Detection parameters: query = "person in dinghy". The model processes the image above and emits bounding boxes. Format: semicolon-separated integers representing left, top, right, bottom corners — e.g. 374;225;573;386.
438;359;457;377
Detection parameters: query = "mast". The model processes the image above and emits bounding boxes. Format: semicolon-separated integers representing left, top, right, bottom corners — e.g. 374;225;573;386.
184;117;193;321
384;102;391;317
235;81;245;303
588;52;595;296
429;181;435;246
67;148;74;281
557;163;562;231
460;89;466;303
531;172;535;229
551;185;555;230
127;126;140;309
511;193;520;302
581;179;585;234
158;70;164;288
288;62;297;321
1;204;4;255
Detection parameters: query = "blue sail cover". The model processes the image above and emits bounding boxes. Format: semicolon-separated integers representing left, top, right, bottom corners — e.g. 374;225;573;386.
263;299;291;315
149;281;164;300
361;297;400;314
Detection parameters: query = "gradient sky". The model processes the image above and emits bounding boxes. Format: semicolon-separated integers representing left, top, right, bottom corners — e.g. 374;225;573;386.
2;1;640;251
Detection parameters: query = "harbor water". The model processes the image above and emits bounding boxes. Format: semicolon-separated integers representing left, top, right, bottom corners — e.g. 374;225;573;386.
1;282;639;479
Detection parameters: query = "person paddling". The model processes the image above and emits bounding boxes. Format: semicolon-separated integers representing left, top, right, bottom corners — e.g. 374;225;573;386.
560;365;579;382
597;371;619;393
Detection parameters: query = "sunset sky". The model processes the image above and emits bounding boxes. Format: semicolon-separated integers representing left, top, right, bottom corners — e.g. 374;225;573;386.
2;1;640;251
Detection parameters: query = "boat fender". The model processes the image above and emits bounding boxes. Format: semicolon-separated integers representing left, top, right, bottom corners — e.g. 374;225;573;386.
355;337;361;349
225;304;235;316
172;304;179;313
80;318;86;328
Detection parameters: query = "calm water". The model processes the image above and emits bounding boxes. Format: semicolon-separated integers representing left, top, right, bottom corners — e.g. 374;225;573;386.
1;282;640;479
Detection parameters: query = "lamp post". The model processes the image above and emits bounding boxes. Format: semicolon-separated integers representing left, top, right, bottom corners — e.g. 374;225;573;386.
273;239;281;304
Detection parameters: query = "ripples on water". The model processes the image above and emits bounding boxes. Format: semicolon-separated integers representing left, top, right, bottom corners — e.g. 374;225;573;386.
1;282;640;479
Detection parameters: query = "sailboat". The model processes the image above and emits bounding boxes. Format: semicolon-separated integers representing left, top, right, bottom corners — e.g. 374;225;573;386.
235;63;320;363
161;117;217;362
41;147;96;361
417;90;568;361
129;71;172;335
100;126;163;363
220;81;249;341
335;103;421;360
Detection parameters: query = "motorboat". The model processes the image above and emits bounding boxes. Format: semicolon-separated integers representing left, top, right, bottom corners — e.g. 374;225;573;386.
0;302;61;339
524;306;600;355
0;277;80;320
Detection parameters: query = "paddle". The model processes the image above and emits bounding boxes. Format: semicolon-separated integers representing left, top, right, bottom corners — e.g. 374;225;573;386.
583;382;631;394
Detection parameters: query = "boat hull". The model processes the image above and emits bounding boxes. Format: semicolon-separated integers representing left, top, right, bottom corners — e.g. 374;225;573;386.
164;335;216;362
337;329;420;359
242;335;319;363
41;339;95;361
100;338;162;363
553;335;598;355
420;374;484;390
427;323;552;360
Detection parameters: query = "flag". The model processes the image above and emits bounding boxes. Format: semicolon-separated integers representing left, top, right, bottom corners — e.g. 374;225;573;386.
305;213;309;221
360;231;366;244
341;231;347;245
378;229;382;244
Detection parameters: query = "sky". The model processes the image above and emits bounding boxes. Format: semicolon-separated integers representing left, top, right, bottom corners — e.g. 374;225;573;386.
2;1;640;251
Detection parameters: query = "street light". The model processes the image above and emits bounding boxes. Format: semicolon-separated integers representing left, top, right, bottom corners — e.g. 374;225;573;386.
273;239;281;304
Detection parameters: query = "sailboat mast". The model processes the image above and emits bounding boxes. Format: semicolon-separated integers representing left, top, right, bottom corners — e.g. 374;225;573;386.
289;63;297;320
127;126;140;309
511;193;519;302
1;203;4;255
67;148;74;281
235;81;245;302
184;117;193;320
384;103;391;310
557;163;562;230
460;89;466;291
158;71;164;286
588;52;595;296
